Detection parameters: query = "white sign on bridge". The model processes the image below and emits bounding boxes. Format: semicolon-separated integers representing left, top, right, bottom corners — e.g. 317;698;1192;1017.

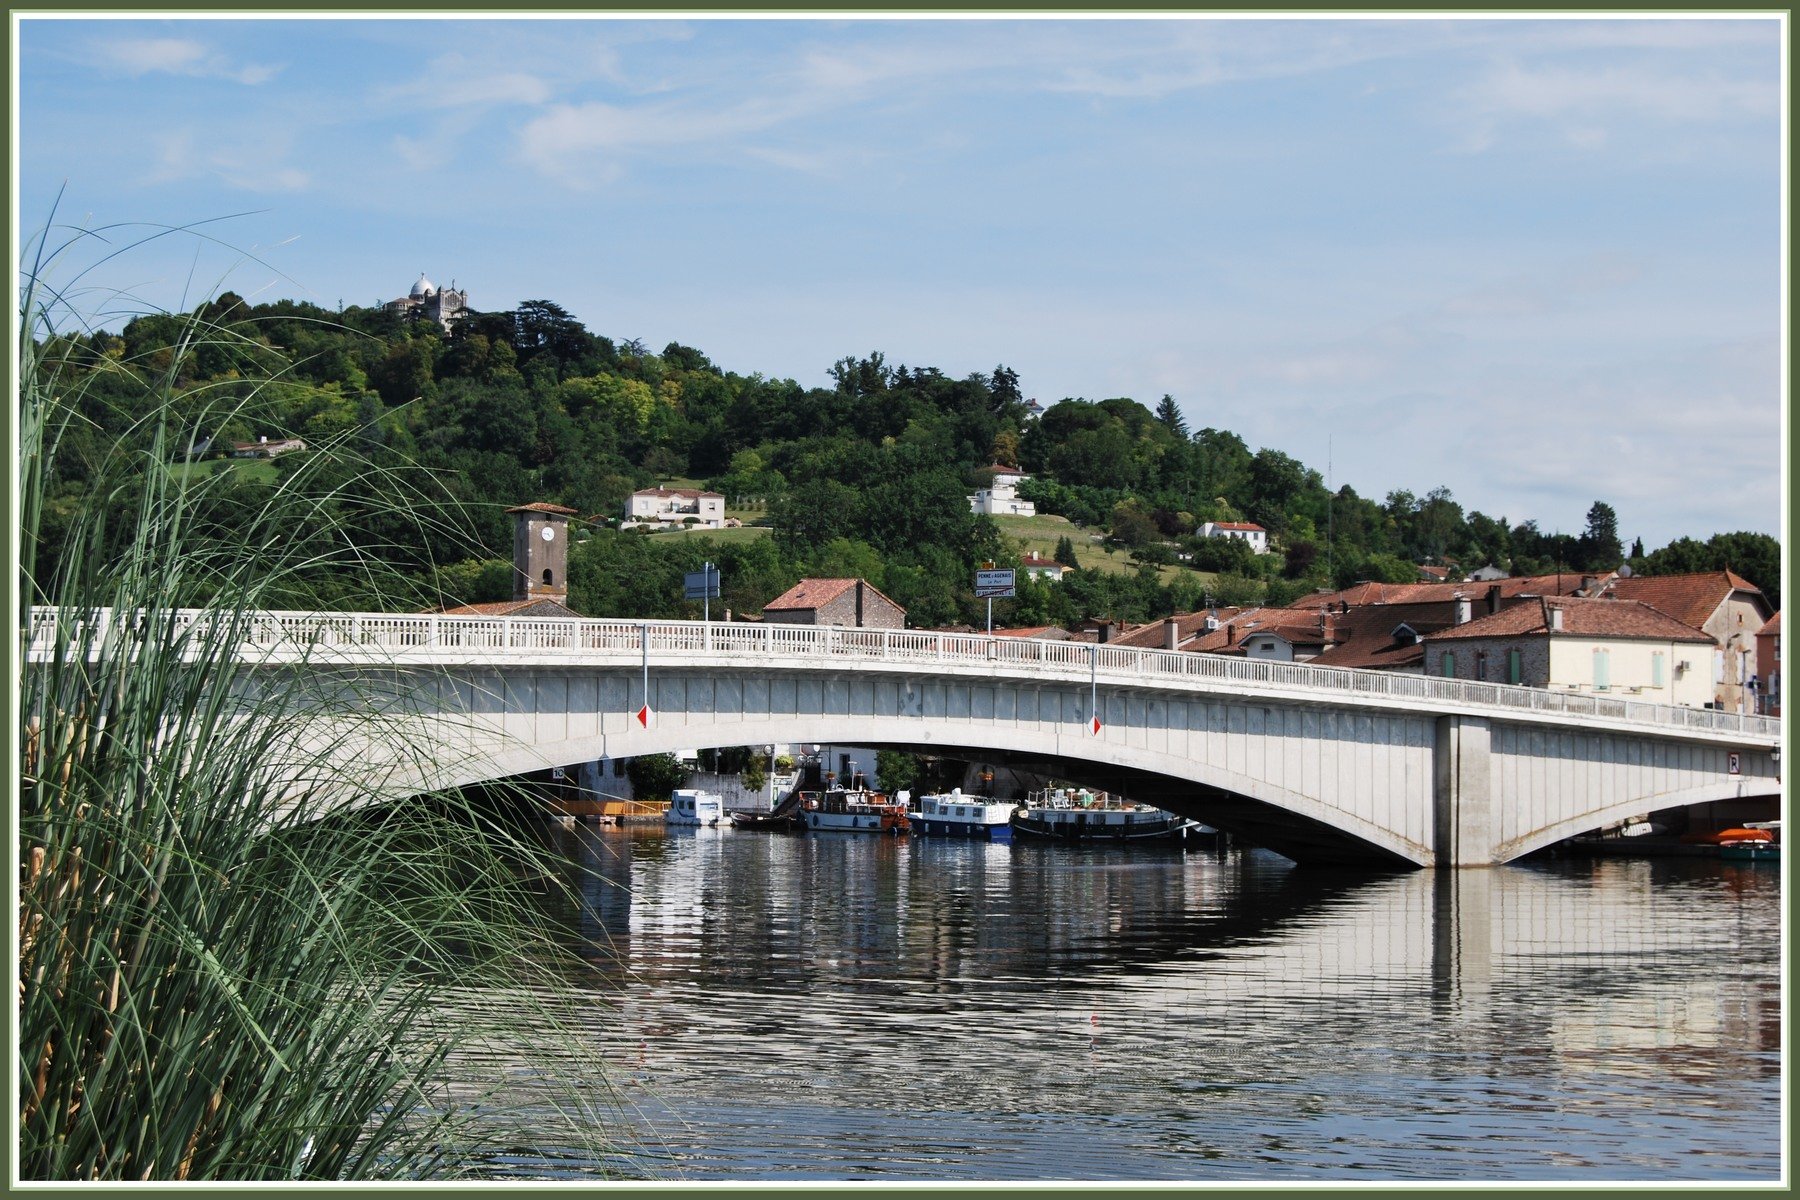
975;568;1016;598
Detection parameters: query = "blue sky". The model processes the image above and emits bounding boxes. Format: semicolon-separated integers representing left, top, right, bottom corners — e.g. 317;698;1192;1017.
15;14;1784;552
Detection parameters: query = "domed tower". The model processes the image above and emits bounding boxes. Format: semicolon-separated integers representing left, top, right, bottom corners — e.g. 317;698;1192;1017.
410;273;435;299
508;502;578;603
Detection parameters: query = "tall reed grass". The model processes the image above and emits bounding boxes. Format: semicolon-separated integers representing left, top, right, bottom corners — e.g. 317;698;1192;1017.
17;231;625;1180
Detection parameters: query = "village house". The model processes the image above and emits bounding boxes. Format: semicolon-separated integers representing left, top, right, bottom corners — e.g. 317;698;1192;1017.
1602;570;1772;714
624;485;726;530
1196;520;1269;554
1308;599;1473;672
1421;596;1714;705
230;435;307;459
1018;552;1068;582
1755;613;1780;717
968;464;1036;517
761;578;906;629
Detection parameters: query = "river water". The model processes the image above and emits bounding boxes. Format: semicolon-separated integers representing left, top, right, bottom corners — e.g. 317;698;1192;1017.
521;823;1782;1183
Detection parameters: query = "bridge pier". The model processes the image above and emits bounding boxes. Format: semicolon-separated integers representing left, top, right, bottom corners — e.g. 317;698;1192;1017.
1434;716;1495;867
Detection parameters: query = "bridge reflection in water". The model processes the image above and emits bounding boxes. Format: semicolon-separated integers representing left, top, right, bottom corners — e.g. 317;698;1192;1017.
508;827;1780;1182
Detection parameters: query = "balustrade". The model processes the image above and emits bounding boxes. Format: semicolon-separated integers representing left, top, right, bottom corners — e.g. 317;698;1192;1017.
23;607;1778;740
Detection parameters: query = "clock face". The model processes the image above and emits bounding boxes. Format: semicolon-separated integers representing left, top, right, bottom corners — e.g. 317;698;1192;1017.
540;525;555;542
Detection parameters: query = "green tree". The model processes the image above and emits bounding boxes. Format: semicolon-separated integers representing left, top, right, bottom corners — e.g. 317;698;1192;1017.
1053;535;1079;568
626;753;690;801
1154;393;1187;438
876;750;923;795
1577;501;1624;572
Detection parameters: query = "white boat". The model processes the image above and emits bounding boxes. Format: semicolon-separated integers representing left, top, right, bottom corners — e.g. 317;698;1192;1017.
799;785;910;834
909;788;1018;841
666;788;725;827
1012;787;1206;841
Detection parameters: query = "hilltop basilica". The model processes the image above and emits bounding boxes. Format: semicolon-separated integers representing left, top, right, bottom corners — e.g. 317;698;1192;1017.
386;273;468;329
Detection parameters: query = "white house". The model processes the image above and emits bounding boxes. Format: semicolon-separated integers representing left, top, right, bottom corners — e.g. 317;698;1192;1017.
231;436;307;459
1197;520;1269;554
969;464;1036;517
1421;596;1714;706
1019;552;1068;582
624;485;726;530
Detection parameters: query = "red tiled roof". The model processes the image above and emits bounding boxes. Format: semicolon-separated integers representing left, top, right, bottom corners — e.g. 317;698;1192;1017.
506;501;579;515
1606;571;1765;630
981;463;1025;474
991;625;1072;639
1109;608;1240;650
762;577;905;615
1208;521;1265;532
433;598;580;618
1020;553;1066;570
1296;572;1604;611
1307;601;1463;670
1759;612;1781;637
1425;597;1712;643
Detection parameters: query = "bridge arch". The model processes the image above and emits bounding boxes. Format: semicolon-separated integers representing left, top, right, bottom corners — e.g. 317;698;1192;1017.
1497;780;1784;863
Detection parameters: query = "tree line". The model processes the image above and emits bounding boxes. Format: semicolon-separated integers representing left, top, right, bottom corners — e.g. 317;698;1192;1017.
26;292;1781;620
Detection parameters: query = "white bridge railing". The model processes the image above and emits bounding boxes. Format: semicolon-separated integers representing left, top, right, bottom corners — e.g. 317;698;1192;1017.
25;607;1781;741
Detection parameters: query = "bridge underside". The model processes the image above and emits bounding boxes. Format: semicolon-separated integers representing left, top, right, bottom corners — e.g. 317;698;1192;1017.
855;742;1423;870
271;662;1782;872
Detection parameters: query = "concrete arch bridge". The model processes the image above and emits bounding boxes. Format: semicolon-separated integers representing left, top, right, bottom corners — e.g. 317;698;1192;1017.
29;611;1781;868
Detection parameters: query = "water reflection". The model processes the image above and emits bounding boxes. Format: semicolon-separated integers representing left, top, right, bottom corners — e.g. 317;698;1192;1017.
531;824;1781;1182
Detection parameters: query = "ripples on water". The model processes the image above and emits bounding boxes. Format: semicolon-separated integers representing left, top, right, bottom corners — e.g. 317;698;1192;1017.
511;824;1781;1183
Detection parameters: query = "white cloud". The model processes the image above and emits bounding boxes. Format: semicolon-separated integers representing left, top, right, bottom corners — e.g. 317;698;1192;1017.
516;96;809;183
376;53;553;111
92;36;280;85
146;130;310;194
1466;60;1774;124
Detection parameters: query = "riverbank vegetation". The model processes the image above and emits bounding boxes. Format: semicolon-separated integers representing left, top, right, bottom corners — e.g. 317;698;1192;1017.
18;234;625;1180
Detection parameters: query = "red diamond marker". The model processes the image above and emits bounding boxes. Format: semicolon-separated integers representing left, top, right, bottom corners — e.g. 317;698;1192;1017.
636;705;652;728
1090;714;1102;736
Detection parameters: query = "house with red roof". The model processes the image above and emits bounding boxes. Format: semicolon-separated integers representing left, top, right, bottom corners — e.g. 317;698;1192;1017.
1602;570;1772;714
761;578;906;629
1196;520;1269;555
1019;552;1067;582
1421;596;1714;705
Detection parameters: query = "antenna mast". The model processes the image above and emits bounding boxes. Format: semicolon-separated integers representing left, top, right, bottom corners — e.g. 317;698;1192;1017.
1326;434;1334;584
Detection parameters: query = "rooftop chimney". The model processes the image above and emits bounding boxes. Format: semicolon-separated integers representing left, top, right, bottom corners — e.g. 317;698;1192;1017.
1454;594;1472;626
1226;622;1236;647
1486;583;1503;615
1546;602;1563;633
1164;616;1180;651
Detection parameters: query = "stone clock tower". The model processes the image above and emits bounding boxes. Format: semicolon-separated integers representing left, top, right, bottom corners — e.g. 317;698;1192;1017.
508;502;578;603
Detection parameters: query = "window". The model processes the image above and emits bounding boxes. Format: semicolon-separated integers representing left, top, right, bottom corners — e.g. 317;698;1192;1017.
1651;653;1665;687
543;569;554;585
1593;648;1611;691
1440;652;1456;678
1507;649;1522;685
1475;650;1488;680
